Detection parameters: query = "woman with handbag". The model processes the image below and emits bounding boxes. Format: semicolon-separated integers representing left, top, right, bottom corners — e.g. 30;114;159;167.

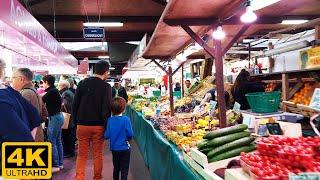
58;80;76;158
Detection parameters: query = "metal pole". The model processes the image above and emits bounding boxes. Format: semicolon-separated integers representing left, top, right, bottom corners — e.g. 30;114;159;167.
181;64;184;97
214;39;227;128
168;66;174;116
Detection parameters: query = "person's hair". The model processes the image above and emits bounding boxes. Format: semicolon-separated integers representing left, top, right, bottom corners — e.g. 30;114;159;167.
185;80;190;83
42;75;55;86
232;69;250;94
111;97;127;115
0;59;5;78
59;80;70;89
67;78;74;88
94;60;109;75
17;68;33;81
73;79;77;86
61;75;69;80
175;82;181;88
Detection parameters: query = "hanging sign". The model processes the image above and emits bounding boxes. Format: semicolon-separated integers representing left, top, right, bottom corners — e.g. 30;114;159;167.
83;27;105;39
300;46;320;69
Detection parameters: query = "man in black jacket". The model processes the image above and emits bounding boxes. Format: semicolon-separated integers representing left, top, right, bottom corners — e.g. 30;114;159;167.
73;60;112;180
112;79;128;102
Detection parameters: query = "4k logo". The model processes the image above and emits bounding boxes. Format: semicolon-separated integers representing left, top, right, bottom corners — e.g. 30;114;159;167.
2;142;52;179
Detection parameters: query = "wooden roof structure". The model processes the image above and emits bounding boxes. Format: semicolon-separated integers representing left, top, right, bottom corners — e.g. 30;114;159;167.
143;0;320;59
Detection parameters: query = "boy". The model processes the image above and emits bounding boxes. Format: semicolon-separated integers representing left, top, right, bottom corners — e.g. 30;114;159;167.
104;97;134;180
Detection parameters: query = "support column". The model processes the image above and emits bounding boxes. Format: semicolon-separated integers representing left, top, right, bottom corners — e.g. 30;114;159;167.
214;40;227;128
168;66;174;116
282;73;289;111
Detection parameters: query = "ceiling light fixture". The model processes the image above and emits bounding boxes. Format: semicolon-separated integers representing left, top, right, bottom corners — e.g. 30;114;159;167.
240;1;257;23
212;26;226;40
98;56;110;59
281;20;308;25
83;22;123;27
109;67;115;70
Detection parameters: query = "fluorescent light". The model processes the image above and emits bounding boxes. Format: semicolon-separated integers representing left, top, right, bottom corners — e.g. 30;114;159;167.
240;6;257;23
109;67;115;70
98;56;110;59
251;0;281;11
83;22;123;27
281;20;308;25
212;26;226;40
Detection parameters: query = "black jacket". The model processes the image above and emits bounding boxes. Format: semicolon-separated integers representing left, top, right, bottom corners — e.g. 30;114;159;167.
73;77;112;126
42;86;62;116
112;86;128;102
232;82;265;110
60;88;75;128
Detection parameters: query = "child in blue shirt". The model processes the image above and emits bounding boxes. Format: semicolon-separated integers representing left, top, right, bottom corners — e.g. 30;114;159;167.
104;97;134;180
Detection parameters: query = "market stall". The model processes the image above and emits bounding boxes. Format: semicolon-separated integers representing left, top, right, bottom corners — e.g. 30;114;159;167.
0;0;78;76
124;0;320;179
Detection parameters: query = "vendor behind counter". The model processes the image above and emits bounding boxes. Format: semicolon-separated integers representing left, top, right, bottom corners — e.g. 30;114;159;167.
231;69;265;110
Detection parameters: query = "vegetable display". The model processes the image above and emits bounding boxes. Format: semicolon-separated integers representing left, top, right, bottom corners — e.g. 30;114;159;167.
197;124;255;162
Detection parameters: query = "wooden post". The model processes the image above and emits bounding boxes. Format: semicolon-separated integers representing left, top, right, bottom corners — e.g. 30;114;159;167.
190;64;195;78
168;66;174;116
315;24;320;41
214;39;227;128
181;64;184;97
282;73;289;111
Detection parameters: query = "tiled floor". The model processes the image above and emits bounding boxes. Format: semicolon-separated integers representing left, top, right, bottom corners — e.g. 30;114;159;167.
53;141;151;180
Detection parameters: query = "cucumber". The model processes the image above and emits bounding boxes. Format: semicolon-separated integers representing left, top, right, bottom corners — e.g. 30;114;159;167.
203;124;248;139
207;136;255;158
208;144;256;163
206;131;250;147
200;147;212;154
197;139;209;149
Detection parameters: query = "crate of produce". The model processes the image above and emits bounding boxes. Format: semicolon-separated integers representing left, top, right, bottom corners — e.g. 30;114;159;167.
246;91;281;113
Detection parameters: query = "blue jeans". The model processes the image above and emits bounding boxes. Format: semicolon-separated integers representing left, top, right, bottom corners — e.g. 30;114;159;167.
48;113;64;167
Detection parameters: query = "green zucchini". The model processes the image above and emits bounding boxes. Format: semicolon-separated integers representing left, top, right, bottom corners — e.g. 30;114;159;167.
207;136;255;158
200;147;212;154
197;139;209;149
206;131;250;147
203;124;248;139
208;144;256;163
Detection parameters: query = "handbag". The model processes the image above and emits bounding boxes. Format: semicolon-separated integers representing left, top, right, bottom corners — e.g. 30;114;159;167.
62;104;71;129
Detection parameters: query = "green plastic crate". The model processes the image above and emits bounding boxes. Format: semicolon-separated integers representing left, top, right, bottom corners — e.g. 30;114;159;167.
245;91;281;113
153;90;161;97
173;91;181;99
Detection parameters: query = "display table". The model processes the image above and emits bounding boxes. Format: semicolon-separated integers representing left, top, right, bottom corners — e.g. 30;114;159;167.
125;106;200;180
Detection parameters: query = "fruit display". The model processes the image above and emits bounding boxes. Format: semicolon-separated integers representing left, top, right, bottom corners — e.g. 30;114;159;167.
290;83;315;105
197;124;256;163
240;136;320;179
165;129;206;151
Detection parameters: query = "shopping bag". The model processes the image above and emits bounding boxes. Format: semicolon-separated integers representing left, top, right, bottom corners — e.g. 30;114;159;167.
62;112;71;129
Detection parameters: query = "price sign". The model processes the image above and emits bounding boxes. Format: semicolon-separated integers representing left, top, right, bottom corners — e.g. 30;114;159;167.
310;88;320;110
233;102;241;113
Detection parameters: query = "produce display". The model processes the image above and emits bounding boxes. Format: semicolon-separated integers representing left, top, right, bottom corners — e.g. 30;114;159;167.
290;83;315;105
197;124;256;163
241;136;320;179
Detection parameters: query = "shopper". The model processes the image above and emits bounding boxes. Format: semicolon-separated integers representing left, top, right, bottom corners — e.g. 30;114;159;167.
174;82;181;92
231;69;265;110
42;75;64;173
104;97;134;180
67;78;76;94
73;60;112;180
11;68;48;142
112;79;128;102
0;59;42;176
58;80;76;158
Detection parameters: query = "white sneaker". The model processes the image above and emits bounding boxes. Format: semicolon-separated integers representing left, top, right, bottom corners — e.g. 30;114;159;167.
52;167;60;173
59;165;64;170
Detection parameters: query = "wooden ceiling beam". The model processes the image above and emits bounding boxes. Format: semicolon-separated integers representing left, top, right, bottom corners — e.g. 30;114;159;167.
163;15;320;26
35;15;160;23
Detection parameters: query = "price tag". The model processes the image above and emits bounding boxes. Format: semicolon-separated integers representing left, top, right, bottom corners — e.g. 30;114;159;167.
242;114;252;127
209;100;217;110
310;88;320;110
289;173;320;180
233;102;241;113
